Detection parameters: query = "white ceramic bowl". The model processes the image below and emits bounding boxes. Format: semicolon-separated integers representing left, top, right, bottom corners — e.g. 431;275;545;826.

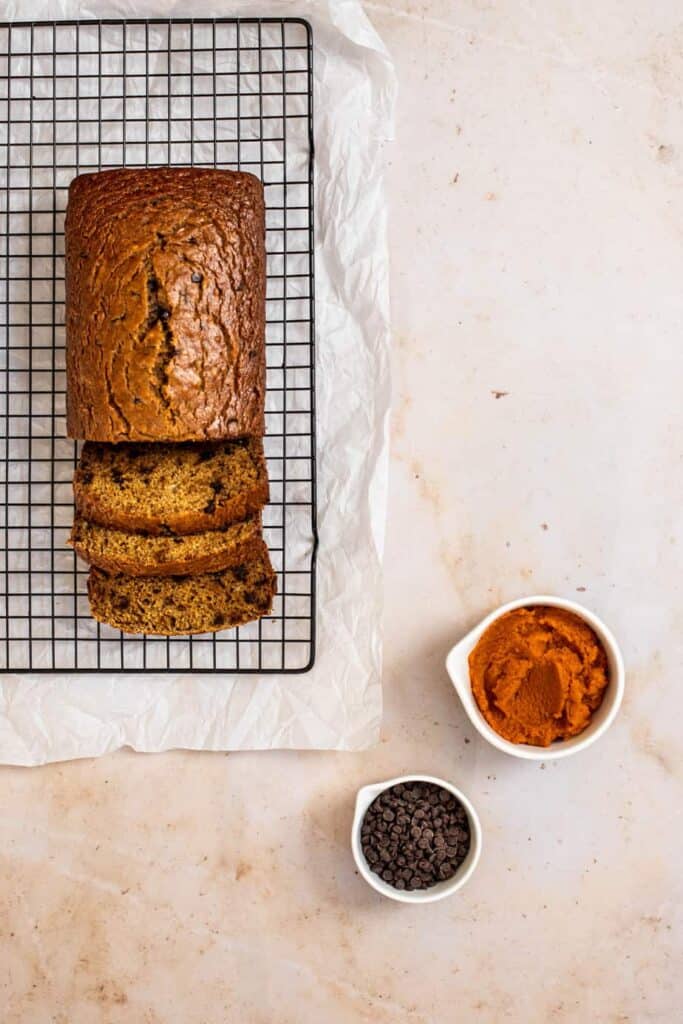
351;774;482;903
445;594;625;761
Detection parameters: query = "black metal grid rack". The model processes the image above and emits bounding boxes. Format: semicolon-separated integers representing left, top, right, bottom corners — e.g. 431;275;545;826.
0;18;317;673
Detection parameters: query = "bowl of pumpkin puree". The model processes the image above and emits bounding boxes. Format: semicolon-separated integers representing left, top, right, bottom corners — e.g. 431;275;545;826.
445;596;625;760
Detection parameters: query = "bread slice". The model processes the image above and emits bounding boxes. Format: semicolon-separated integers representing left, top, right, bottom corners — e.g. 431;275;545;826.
70;512;263;577
87;542;276;636
73;437;269;535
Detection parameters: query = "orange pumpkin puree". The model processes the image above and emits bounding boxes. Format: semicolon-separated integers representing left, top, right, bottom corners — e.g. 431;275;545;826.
469;606;609;747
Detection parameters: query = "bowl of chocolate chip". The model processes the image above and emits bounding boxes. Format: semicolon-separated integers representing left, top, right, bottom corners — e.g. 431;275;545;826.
351;775;482;903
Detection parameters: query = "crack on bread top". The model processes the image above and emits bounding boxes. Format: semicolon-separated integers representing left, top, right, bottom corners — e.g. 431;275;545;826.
139;259;178;426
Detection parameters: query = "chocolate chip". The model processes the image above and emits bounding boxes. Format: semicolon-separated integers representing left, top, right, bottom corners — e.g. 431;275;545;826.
231;565;248;583
111;468;124;486
213;614;225;627
210;480;223;494
80;471;93;485
191;272;202;284
359;781;471;893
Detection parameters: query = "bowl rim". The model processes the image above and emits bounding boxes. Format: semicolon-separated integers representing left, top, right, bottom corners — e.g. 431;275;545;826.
351;773;482;904
445;594;625;761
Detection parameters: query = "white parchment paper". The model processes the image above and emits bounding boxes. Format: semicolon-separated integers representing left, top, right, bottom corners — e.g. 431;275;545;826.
0;0;396;765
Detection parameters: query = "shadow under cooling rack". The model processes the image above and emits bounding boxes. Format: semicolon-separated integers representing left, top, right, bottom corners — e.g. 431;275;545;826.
0;18;317;674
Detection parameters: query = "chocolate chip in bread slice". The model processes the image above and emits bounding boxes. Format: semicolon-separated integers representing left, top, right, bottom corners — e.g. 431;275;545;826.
73;437;269;535
70;512;263;577
87;542;277;636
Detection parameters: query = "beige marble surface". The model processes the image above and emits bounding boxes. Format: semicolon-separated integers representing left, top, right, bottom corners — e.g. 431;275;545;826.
2;1;682;1020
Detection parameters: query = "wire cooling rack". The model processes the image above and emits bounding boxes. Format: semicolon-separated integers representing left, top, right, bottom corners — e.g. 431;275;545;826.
0;18;317;673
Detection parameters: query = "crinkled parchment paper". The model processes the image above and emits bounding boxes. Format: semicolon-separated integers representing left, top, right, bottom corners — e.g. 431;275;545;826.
0;0;395;764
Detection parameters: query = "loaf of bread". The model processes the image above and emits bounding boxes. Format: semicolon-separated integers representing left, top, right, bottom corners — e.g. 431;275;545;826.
73;437;269;535
65;167;266;442
70;512;263;577
87;544;276;636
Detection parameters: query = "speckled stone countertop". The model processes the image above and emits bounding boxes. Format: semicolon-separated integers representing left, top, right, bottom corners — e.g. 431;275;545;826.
2;2;681;1020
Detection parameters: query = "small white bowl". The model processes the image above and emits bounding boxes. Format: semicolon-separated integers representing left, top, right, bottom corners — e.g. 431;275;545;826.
445;595;625;761
351;774;482;903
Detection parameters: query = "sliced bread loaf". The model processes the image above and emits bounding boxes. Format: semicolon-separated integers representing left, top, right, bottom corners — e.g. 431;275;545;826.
87;542;276;636
74;437;269;535
70;512;263;577
65;167;266;443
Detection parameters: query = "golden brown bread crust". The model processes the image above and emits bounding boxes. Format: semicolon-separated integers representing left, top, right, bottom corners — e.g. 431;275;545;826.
73;438;269;536
87;542;277;636
65;167;266;442
69;512;264;577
